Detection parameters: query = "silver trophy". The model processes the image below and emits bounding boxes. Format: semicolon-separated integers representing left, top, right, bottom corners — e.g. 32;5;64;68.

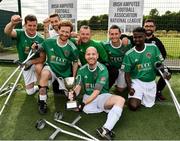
64;77;78;109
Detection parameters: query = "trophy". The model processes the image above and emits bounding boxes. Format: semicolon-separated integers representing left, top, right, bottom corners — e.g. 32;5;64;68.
64;77;78;110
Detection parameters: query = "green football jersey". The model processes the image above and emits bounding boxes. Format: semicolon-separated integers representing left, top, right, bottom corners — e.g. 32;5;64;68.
102;40;132;69
73;39;108;65
42;38;79;78
15;29;44;62
122;44;164;82
76;62;109;95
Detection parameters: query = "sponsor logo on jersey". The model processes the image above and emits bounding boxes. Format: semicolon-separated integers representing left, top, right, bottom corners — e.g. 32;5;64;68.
50;55;56;61
85;83;95;89
137;63;151;71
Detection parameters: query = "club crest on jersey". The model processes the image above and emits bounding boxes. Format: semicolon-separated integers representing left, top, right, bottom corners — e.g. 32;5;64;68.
146;52;151;58
64;50;70;57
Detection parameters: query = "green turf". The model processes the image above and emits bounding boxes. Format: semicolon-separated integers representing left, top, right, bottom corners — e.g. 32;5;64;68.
0;66;180;140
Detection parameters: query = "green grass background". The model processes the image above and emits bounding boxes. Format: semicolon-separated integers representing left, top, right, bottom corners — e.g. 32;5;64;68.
0;65;180;140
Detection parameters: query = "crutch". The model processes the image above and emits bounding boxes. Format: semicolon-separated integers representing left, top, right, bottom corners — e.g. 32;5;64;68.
0;49;33;93
155;62;180;117
158;69;180;117
35;119;93;140
0;83;23;97
0;65;25;116
0;50;37;116
54;113;99;141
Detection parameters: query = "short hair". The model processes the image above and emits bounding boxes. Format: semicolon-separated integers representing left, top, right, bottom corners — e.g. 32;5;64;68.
133;27;146;33
49;13;60;20
109;25;121;33
86;46;98;54
58;20;73;32
24;14;37;24
144;19;156;25
80;25;91;30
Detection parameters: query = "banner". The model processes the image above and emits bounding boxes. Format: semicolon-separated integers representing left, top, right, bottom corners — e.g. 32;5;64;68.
108;0;144;33
48;0;77;31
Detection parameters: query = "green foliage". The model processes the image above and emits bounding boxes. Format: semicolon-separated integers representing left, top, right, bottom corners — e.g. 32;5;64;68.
78;9;180;31
37;23;44;31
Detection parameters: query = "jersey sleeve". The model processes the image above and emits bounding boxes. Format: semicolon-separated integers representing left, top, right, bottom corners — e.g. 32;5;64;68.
154;45;164;62
76;69;83;86
121;53;132;72
96;68;108;86
96;42;108;63
15;29;23;40
69;41;79;62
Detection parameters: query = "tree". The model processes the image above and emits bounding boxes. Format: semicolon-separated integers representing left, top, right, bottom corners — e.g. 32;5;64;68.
149;8;159;17
78;20;89;30
99;14;108;30
89;16;100;30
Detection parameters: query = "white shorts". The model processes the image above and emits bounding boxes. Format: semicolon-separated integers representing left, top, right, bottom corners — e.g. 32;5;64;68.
43;66;67;92
114;69;127;88
128;79;156;107
82;93;112;114
22;65;37;86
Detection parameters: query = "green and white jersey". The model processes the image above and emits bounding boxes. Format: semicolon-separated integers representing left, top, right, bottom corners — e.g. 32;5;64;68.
122;43;164;82
15;29;44;62
102;40;132;69
76;62;109;95
42;38;79;78
72;39;108;65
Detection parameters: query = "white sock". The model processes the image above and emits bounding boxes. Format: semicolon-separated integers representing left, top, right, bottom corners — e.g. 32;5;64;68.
103;105;123;131
39;95;47;101
26;85;39;95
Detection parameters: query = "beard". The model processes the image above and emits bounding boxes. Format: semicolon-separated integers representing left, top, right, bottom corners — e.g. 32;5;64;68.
145;30;153;37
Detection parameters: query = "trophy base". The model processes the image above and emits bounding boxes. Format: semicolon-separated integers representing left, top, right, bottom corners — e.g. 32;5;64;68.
66;100;78;110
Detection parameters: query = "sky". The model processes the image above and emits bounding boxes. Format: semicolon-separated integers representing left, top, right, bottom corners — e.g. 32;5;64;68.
0;0;180;23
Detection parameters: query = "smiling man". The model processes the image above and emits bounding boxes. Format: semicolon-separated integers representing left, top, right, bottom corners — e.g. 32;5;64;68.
37;20;79;114
122;27;164;111
102;25;132;92
68;47;125;140
43;13;61;39
4;14;45;96
144;19;169;101
75;25;108;66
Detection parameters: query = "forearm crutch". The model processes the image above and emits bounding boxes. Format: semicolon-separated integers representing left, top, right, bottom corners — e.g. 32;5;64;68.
158;69;180;118
0;50;33;93
35;119;93;140
0;83;22;97
0;50;37;116
0;65;25;116
54;114;99;141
